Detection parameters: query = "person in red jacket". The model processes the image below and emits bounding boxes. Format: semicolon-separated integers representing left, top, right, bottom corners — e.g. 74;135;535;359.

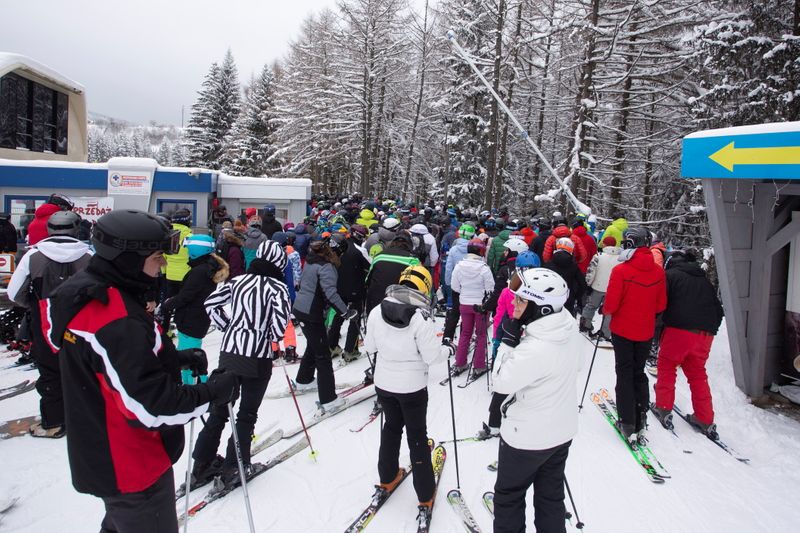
602;226;666;444
26;193;74;245
571;221;597;274
541;216;587;266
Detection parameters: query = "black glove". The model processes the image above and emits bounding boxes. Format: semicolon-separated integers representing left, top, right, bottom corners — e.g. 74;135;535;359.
341;307;358;320
472;304;485;314
206;369;239;406
177;349;208;378
500;317;523;348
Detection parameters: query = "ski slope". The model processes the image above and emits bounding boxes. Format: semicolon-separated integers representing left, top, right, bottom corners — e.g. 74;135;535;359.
0;319;798;532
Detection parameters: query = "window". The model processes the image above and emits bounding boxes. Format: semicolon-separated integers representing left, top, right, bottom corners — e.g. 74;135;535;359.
239;205;288;225
0;73;68;155
4;196;47;242
157;199;197;227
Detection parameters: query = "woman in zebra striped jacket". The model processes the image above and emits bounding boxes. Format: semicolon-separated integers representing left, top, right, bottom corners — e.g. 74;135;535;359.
192;240;291;487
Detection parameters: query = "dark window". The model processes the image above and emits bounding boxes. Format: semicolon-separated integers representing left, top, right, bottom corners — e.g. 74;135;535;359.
0;72;68;155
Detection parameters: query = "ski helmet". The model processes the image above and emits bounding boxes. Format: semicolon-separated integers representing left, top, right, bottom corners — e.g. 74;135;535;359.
382;217;401;231
172;208;192;225
329;232;348;256
514;268;569;324
264;204;277;216
398;264;433;294
538;218;552;231
467;238;486;257
47;210;81;237
622;226;652;250
256;240;287;270
458;224;476;240
552;214;567;227
484;218;496;230
515;251;541;269
47;193;74;211
555;237;575;255
184;234;216;260
503;237;528;254
92;210;180;261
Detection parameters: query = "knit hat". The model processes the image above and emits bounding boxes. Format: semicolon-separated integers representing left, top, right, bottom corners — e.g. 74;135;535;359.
602;236;617;247
185;234;216;260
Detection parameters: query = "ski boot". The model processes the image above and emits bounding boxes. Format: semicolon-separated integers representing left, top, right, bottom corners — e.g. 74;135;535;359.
579;318;593;333
615;420;637;445
292;378;317;392
15;352;34;366
315;396;345;418
377;469;405;493
650;404;674;430
215;463;261;493
686;414;719;441
476;422;500;440
342;349;360;363
448;364;468;379
470;367;488;380
191;454;225;488
29;422;65;439
330;346;343;358
416;500;433;529
635;411;648;446
363;366;374;385
284;346;298;364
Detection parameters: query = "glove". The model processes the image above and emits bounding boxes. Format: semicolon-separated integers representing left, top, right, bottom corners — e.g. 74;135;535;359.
472;304;485;314
341;307;358;320
440;343;455;360
206;369;239;406
500;317;523;348
177;349;208;378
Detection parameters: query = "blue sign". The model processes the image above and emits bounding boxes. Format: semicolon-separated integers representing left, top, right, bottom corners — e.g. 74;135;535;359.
681;129;800;180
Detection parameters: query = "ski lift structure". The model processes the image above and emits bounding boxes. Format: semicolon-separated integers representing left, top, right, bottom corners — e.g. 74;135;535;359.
682;121;800;398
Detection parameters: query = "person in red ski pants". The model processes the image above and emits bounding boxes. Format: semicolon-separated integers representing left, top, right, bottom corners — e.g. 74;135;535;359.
654;327;715;422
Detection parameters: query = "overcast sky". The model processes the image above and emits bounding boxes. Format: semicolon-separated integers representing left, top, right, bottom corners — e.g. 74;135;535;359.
1;0;425;126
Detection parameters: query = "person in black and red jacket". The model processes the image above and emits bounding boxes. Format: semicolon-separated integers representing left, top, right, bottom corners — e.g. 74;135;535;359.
43;209;237;533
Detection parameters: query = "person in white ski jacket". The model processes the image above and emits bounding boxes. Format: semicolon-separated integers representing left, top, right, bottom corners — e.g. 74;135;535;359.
580;235;621;338
410;223;439;270
363;265;452;520
491;268;583;533
450;239;494;374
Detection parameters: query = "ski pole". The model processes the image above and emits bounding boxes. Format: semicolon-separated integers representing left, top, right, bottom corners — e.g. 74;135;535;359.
578;334;601;411
282;363;318;461
564;476;585;529
181;372;206;532
446;352;461;489
227;402;256;533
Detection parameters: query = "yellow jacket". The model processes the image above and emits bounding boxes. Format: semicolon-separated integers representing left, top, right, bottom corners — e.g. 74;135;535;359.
164;223;192;281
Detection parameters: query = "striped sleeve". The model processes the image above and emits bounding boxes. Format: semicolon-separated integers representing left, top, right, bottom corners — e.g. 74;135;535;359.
269;281;291;343
205;282;232;331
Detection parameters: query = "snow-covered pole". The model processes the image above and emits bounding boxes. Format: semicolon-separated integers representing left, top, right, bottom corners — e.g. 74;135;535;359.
446;30;590;216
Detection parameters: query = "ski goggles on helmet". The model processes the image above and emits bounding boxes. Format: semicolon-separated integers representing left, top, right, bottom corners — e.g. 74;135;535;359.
93;226;182;256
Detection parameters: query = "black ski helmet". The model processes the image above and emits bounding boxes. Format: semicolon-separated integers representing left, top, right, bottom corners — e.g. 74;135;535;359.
47;210;82;237
538;218;552;231
48;193;74;211
622;226;652;250
552;214;567;227
92;210;180;261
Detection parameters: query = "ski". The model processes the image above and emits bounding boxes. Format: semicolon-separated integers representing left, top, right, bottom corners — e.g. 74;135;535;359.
343;467;412;532
580;332;613;350
0;380;35;401
457;368;489;389
482;491;494;516
599;388;670;477
446;489;482;532
417;444;447;532
174;428;284;500
439;365;468;386
282;389;377;439
179;439;309;525
0;415;40;439
648;404;693;454
487;461;497;472
590;392;665;483
440;433;497;445
349;403;383;433
672;404;749;463
266;380;362;400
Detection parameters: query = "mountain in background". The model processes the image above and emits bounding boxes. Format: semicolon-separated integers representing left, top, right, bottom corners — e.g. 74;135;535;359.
87;111;186;165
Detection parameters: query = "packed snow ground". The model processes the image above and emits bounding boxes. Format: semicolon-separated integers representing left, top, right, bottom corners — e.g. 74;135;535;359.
1;318;798;532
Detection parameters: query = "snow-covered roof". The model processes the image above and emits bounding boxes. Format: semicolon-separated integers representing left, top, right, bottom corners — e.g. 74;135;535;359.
0;52;84;94
0;158;105;170
685;121;800;139
218;174;312;187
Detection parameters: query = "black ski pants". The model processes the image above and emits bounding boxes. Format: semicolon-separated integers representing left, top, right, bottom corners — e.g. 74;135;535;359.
328;297;363;353
100;468;178;533
442;291;461;341
193;369;271;468
612;333;652;427
376;387;434;503
30;313;63;428
487;392;508;429
494;438;571;533
296;318;337;404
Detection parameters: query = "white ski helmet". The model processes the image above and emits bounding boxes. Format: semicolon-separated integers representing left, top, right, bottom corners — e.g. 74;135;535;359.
503;237;528;254
514;268;569;316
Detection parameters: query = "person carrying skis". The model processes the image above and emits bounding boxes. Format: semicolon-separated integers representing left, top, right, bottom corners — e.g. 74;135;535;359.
450;239;494;380
197;240;291;488
42;209;237;532
602;227;667;443
492;268;582;533
293;239;356;414
363;265;452;522
7;210;93;438
651;249;723;438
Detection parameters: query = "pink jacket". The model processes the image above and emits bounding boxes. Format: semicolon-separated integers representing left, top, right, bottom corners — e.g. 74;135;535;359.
493;287;516;338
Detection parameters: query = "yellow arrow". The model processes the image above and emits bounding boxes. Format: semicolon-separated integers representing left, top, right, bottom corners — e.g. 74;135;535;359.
709;142;800;172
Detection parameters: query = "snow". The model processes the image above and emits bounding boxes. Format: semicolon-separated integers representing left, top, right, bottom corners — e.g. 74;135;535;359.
1;318;800;532
684;120;800;139
0;52;85;94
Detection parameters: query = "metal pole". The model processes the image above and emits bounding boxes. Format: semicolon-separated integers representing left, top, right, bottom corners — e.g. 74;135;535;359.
578;335;602;412
446;355;462;489
564;476;585;529
445;31;588;215
283;364;318;461
182;421;195;532
227;402;256;533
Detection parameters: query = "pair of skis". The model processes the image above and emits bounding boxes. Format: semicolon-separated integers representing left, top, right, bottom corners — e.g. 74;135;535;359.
0;380;35;402
668;404;749;463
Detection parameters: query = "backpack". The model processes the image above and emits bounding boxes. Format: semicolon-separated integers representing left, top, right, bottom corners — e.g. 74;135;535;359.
32;259;82;301
410;234;429;264
369;241;386;258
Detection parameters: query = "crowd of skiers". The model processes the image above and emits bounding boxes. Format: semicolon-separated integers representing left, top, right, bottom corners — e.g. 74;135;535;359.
0;192;724;532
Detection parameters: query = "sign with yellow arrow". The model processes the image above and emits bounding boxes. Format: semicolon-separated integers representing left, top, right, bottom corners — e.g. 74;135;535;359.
681;126;800;180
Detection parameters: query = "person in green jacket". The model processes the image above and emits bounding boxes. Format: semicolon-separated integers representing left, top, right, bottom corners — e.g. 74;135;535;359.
599;217;628;250
356;208;379;230
164;208;193;298
487;229;511;275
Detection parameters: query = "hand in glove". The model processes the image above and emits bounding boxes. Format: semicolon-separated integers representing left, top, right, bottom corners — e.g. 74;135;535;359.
341;307;358;320
440;343;455;360
500;317;523;348
206;369;239;406
177;349;208;378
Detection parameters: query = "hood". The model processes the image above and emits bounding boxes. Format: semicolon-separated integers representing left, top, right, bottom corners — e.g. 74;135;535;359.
378;226;397;243
452;238;469;253
359;209;375;221
223;230;244;246
410;223;429;236
611;218;628;231
522;307;577;344
602;246;621;256
521;227;536;237
651;242;667;253
572;225;588;237
496;230;511;241
245;227;264;239
190;253;230;283
669;259;705;277
295;223;308;235
552;226;572;238
34;203;61;220
550;251;575;268
306;248;328;265
460;254;488;271
32;236;93;263
272;232;289;246
622;247;657;271
380;296;418;328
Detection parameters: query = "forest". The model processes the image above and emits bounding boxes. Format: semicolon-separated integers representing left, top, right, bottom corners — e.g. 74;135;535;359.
88;0;800;246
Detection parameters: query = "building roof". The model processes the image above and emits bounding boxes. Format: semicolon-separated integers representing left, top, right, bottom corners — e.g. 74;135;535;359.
0;52;84;94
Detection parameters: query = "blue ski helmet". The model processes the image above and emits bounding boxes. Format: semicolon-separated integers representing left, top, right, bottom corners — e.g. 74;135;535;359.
184;234;216;260
515;251;541;269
